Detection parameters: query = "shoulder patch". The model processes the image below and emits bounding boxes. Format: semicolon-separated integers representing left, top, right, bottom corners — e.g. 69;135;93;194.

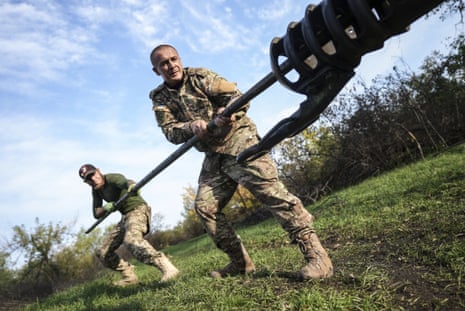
185;67;210;79
153;105;171;112
211;78;237;94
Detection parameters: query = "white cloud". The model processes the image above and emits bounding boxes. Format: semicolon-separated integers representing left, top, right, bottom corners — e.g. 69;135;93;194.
73;4;113;26
0;1;98;95
120;1;172;49
179;2;253;53
253;0;297;21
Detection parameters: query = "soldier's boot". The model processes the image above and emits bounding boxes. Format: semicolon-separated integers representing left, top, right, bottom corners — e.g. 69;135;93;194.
153;253;180;282
297;232;333;280
113;261;139;287
210;241;256;278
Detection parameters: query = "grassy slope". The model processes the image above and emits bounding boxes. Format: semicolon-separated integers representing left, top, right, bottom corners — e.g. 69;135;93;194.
23;145;465;311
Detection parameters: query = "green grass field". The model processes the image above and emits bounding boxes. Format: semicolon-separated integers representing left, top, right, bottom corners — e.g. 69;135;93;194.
22;145;465;310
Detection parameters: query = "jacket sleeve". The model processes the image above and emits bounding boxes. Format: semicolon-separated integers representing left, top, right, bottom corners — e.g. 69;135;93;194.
91;190;103;219
150;86;195;145
153;103;194;144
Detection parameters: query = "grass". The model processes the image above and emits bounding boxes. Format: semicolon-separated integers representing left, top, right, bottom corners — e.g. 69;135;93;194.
21;144;465;311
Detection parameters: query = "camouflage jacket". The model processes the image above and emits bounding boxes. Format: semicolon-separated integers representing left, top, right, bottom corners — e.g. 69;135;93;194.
149;67;260;156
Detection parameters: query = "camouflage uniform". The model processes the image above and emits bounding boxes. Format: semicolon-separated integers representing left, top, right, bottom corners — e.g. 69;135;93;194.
150;67;332;279
92;173;178;284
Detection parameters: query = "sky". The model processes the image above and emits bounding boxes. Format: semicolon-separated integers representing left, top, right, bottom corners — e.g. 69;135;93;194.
0;0;461;245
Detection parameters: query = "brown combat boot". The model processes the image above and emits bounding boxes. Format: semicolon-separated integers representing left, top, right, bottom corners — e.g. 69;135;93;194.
153;253;179;282
113;261;139;287
210;242;256;278
297;232;333;280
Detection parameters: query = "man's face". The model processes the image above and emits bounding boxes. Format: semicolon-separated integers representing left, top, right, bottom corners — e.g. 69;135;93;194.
152;47;183;87
84;169;105;190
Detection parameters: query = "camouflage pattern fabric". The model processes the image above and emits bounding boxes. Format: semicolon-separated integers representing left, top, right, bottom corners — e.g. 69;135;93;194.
150;67;259;155
95;204;163;269
195;153;315;248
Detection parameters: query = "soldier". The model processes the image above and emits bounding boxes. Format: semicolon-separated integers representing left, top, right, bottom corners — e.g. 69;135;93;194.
79;164;179;286
148;44;333;280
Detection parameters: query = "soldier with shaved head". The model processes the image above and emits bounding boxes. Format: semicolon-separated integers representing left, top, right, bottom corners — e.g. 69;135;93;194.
149;44;333;280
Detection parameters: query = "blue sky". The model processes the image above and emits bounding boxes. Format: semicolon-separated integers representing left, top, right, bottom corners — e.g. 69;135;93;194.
0;0;460;244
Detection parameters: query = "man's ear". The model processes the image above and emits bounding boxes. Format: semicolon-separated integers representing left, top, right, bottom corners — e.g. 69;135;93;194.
152;67;160;75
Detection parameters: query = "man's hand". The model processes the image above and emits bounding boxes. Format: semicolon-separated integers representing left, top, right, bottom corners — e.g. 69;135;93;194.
190;119;210;139
128;184;140;195
214;107;236;127
103;202;116;213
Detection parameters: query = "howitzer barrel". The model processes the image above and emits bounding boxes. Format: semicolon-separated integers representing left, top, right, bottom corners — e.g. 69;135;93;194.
238;0;445;161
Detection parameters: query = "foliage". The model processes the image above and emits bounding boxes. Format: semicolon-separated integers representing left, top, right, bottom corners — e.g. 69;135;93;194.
7;218;70;296
150;211;167;233
273;127;340;204
333;35;465;187
180;185;205;239
1;220;105;301
222;185;261;224
20;143;465;311
0;250;14;297
53;228;104;289
429;0;465;21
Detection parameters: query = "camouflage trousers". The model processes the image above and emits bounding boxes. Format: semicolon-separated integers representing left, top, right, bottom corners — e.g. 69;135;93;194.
195;153;315;251
95;204;163;270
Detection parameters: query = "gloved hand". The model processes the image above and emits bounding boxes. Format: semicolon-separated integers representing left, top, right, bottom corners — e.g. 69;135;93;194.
128;184;140;195
103;202;116;212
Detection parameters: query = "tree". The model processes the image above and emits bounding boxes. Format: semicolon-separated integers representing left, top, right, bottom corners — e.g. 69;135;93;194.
53;228;103;289
430;0;465;21
180;185;204;239
151;211;167;233
7;218;70;296
223;185;261;223
0;250;14;298
272;127;339;203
